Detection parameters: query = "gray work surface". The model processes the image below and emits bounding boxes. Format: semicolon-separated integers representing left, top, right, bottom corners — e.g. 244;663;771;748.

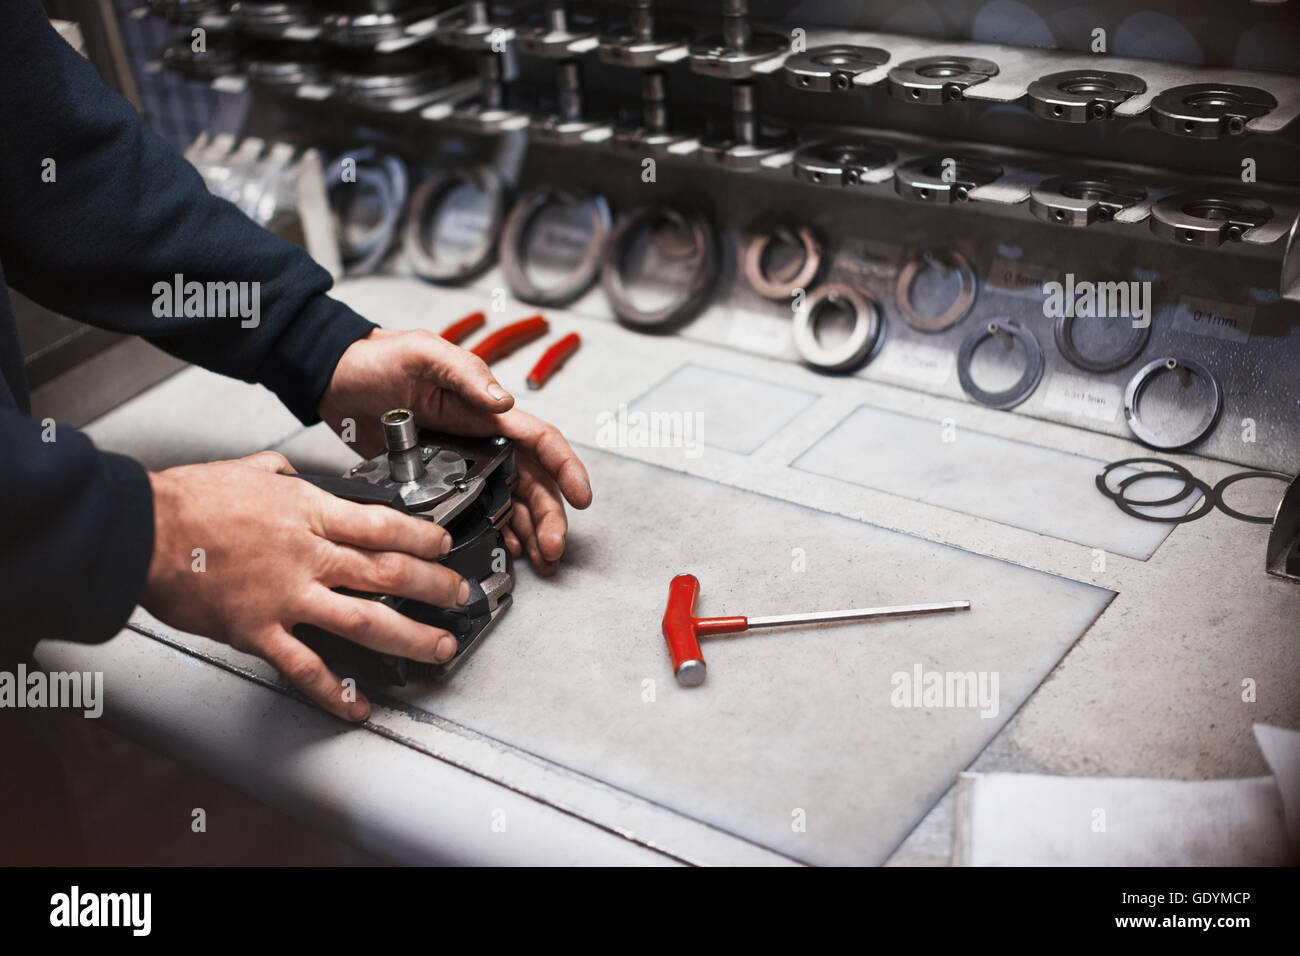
36;278;1300;866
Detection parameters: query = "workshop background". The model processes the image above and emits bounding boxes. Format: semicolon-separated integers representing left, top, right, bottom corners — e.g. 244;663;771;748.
18;0;1300;865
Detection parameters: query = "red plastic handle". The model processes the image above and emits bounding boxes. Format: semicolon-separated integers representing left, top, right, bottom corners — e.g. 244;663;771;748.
526;332;581;390
470;315;549;364
439;311;486;344
661;574;748;679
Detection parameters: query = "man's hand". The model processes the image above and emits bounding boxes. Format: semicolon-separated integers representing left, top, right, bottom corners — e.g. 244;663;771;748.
318;327;593;576
141;451;473;721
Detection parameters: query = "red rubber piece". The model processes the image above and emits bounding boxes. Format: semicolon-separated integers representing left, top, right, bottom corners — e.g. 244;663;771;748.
470;315;549;364
439;311;486;344
525;332;582;390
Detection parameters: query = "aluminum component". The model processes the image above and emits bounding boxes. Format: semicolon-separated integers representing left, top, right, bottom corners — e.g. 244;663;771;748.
1267;474;1300;581
792;283;882;373
403;165;508;285
229;1;316;39
532;60;602;144
450;50;527;131
597;0;684;68
791;140;896;187
699;81;794;171
1025;70;1145;123
740;223;823;300
500;187;612;307
611;71;693;155
1113;471;1216;524
1054;310;1150;373
324;148;408;275
439;0;510;50
893;155;1002;203
1213;471;1294;525
1095;457;1197;509
1150;83;1277;138
687;0;785;79
516;1;594;58
601;204;718;331
783;44;889;93
246;56;326;89
1123;357;1223;450
956;319;1045;409
895;250;978;333
887;55;998;105
319;5;449;49
1149;192;1274;248
1029;175;1148;227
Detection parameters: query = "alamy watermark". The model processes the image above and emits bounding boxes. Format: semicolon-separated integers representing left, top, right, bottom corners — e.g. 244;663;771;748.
0;664;103;718
1042;273;1151;328
152;273;260;328
890;664;1000;719
595;403;705;459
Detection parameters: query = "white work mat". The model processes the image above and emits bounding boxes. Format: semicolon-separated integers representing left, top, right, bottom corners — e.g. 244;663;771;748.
362;447;1112;866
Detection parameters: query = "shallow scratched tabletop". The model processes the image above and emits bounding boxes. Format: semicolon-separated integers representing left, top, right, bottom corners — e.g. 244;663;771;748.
37;277;1300;866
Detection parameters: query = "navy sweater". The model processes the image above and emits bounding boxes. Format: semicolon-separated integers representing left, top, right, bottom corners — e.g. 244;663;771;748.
0;1;376;657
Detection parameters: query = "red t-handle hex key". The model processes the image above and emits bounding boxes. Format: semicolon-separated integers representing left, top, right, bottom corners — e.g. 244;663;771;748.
662;573;971;686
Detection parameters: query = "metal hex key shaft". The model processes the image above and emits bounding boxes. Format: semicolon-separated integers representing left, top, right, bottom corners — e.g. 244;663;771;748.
662;573;971;686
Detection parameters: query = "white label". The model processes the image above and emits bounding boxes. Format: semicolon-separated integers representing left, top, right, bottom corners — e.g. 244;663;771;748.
874;340;955;386
726;309;792;356
1171;296;1256;343
987;257;1057;297
1043;373;1122;422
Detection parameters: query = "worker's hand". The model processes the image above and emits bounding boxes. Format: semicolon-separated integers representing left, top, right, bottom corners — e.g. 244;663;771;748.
140;450;471;721
318;327;593;576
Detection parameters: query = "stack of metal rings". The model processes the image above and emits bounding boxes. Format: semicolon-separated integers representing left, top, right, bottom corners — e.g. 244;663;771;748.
1095;457;1292;524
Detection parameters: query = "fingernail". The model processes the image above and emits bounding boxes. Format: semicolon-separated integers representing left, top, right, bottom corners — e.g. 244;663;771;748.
457;579;471;605
436;636;457;661
488;383;509;402
440;534;452;556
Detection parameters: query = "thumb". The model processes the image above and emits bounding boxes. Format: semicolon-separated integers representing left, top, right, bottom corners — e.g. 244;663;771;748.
241;450;297;475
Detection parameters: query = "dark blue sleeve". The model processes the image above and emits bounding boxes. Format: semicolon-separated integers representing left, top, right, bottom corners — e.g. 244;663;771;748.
0;408;153;654
0;0;376;425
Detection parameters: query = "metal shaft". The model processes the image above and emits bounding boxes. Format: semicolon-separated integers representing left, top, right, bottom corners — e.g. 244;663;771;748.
746;601;971;629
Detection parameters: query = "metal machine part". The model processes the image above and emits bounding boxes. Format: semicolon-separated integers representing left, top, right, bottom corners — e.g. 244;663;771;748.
611;71;693;155
532;60;603;143
699;81;794;171
894;155;1002;203
956;319;1045;409
324;148;408;275
895;250;978;332
1149;192;1274;247
783;44;889;93
1054;312;1150;373
1112;471;1216;523
229;1;317;39
500;187;612;306
1095;457;1197;508
1025;70;1146;123
886;55;998;105
516;0;594;58
439;0;509;50
741;222;823;300
1123;356;1223;450
163;31;242;79
597;0;684;68
601;203;719;331
331;50;448;110
1267;474;1300;581
792;283;882;373
451;50;526;132
319;2;445;49
294;411;518;685
1150;83;1277;138
403;165;508;284
791;139;896;188
1029;174;1148;227
1213;471;1294;525
688;0;785;79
